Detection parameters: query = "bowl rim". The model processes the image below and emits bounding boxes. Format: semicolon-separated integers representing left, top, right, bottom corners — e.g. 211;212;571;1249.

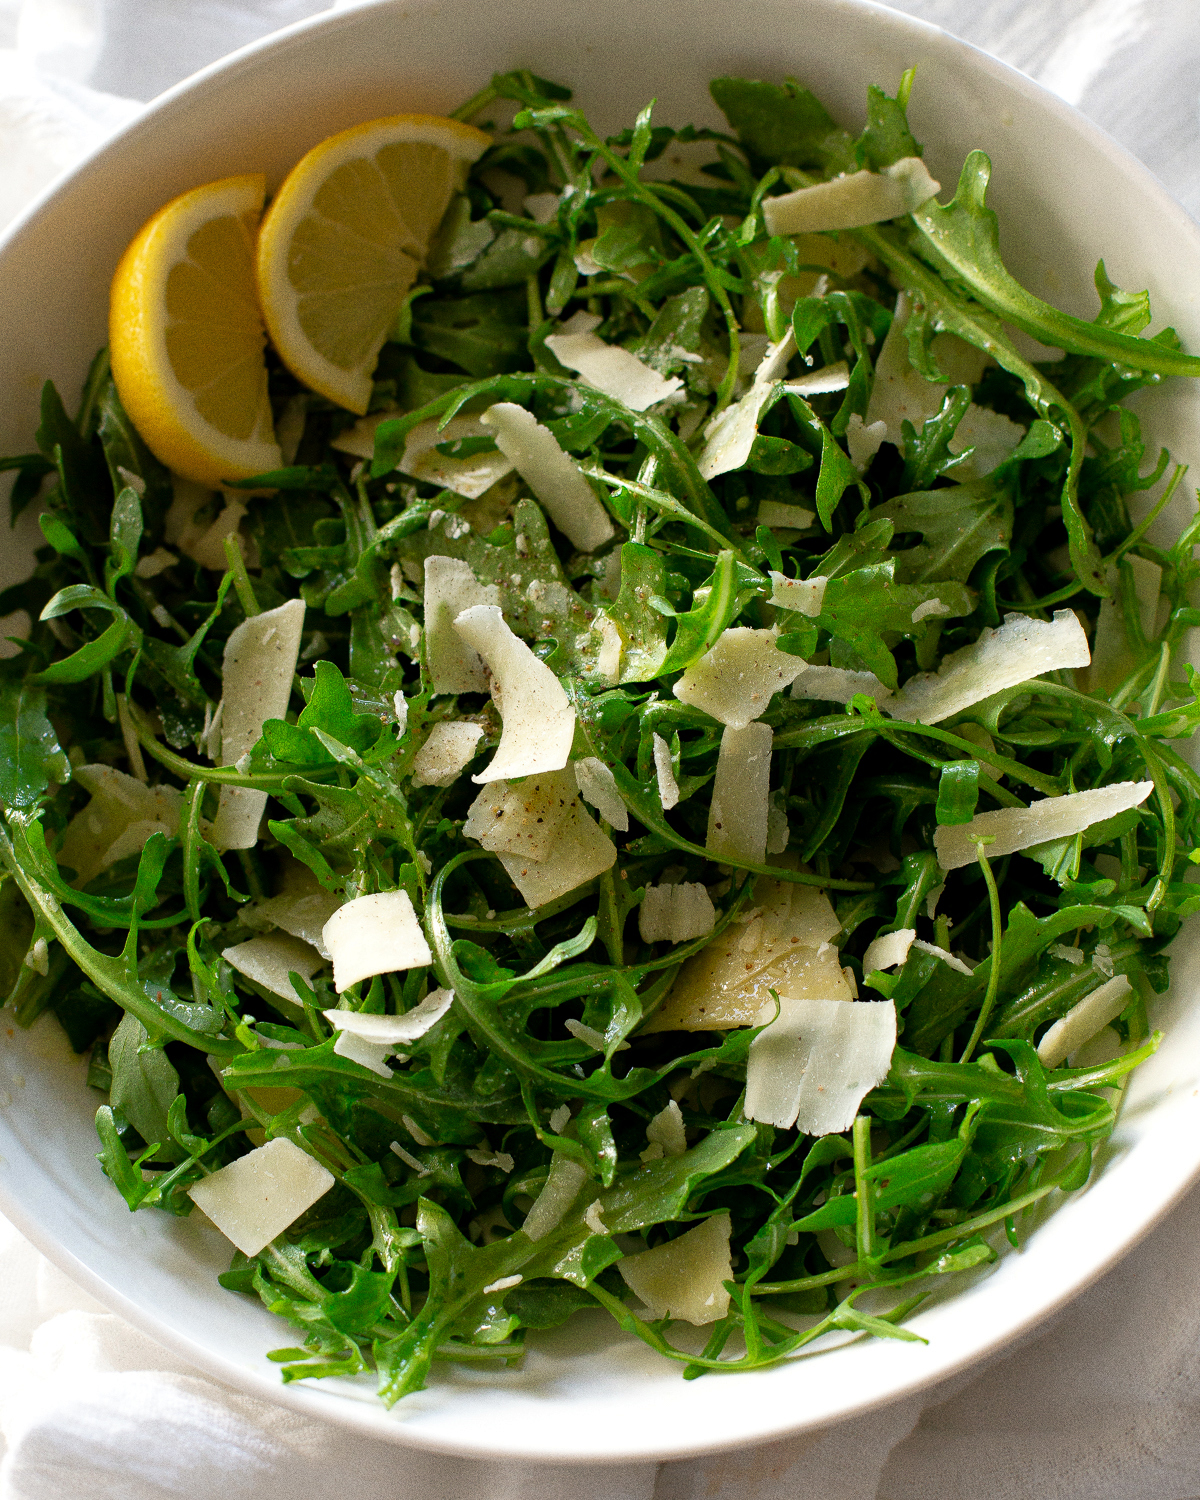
2;0;1200;1464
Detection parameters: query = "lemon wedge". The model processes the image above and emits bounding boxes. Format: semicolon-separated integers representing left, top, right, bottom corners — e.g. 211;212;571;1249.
109;174;282;487
255;114;491;414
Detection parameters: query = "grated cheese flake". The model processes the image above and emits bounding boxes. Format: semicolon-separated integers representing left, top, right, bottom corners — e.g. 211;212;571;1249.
935;781;1154;870
745;997;897;1134
673;628;807;728
453;604;576;781
322;890;433;992
758;502;815;530
188;1138;334;1258
792;665;894;708
645;1099;687;1157
244;887;342;960
573;757;630;831
494;796;617;908
462;771;577;860
57;765;183;888
911;939;975;975
333;1029;394;1077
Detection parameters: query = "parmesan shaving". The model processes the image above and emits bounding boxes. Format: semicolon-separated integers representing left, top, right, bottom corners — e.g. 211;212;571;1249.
583;1200;608;1236
332;412;515;498
494;796;617;908
322;988;455;1046
522;1155;589;1241
565;1018;626;1053
1089;555;1163;695
911;598;951;624
411;721;485;787
462;771;577;859
864;292;987;447
453;603;576;781
673;627;807;728
221;932;323;1003
618;1211;733;1325
745;997;897;1134
934;781;1154;870
770;571;827;617
481;403;615;551
791;666;894;707
542;329;683;412
946;403;1025;478
845;412;887;473
638;882;717;943
322;890;433;992
706;722;773;866
758;501;816;530
243;888;343;960
787;361;850;395
761;157;939;236
646;878;845;1032
862;928;916;973
645;1099;687;1157
911;939;975;975
57;765;183;888
188;1138;334;1257
333;1029;394;1077
423;555;500;696
892;610;1091;725
652;733;680;810
211;598;306;851
573;757;630;831
483;1275;523;1295
1036;974;1133;1070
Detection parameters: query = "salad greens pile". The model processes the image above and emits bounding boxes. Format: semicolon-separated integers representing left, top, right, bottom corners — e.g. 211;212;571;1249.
2;67;1200;1405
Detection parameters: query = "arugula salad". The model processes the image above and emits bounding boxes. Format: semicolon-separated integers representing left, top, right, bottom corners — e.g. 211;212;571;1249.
2;67;1200;1406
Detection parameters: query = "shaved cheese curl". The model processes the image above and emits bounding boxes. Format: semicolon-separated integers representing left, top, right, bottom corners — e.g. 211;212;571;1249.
619;1211;733;1325
495;798;617;908
453;604;575;781
652;733;680;810
892;610;1090;724
573;757;630;831
863;928;916;973
770;572;827;617
323;890;433;992
746;998;897;1134
333;412;514;498
411;721;484;786
222;933;323;1002
1036;974;1133;1069
934;781;1154;870
542;329;682;412
762;157;939;236
706;722;773;866
792;666;894;708
323;988;455;1047
188;1139;333;1257
674;628;807;728
212;598;305;851
424;556;500;695
481;403;614;551
639;882;717;943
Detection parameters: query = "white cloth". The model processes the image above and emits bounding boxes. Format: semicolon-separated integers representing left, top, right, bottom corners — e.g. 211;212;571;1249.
3;1;1200;1495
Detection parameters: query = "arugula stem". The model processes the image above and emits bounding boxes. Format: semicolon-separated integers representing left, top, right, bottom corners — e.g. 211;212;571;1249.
959;840;1002;1063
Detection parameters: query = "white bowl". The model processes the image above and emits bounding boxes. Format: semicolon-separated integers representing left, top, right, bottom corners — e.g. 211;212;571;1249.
2;0;1200;1465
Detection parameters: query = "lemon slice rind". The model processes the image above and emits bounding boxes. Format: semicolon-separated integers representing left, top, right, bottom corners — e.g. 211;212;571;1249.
256;114;491;414
109;174;282;487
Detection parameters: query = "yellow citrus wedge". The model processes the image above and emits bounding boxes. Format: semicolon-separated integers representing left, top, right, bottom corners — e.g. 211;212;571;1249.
109;175;282;487
255;114;491;414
